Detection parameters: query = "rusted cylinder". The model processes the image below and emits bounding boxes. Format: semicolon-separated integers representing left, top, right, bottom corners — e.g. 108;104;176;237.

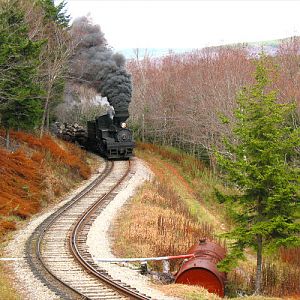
175;239;226;297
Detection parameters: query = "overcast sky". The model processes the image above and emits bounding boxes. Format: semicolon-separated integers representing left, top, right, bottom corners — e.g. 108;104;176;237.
65;0;300;49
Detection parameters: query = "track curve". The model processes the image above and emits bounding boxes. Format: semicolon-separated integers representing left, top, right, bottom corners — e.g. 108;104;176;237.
25;159;151;300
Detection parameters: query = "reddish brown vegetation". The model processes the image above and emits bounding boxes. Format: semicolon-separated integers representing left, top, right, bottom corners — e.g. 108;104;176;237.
229;259;300;297
116;144;225;273
0;148;42;219
0;131;91;239
129;39;300;162
113;179;216;272
0;220;17;239
10;131;90;179
280;246;300;266
138;142;206;178
128;47;254;156
137;144;300;297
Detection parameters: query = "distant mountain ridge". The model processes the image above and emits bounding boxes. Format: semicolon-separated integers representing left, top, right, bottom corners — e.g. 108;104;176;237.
116;36;297;59
114;48;194;59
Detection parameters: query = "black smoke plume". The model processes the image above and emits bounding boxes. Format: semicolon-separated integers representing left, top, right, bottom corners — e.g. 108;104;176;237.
70;16;132;112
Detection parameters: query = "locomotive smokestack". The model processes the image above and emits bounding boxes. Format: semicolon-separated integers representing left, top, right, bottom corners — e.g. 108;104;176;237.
70;16;132;115
113;110;129;124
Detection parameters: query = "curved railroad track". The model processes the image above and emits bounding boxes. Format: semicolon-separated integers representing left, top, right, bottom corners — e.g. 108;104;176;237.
25;159;151;300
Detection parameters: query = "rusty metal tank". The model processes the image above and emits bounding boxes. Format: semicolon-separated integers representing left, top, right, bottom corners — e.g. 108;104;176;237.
175;239;226;297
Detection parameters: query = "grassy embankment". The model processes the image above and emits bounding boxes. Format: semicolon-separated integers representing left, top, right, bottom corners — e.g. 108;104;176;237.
0;131;95;299
111;143;299;299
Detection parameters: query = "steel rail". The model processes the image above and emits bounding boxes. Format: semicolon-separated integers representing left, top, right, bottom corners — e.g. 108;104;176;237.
25;159;113;299
70;160;151;300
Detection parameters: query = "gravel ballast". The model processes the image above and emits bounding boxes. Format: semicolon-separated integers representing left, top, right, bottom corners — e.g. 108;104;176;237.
4;157;179;299
4;158;105;300
86;158;179;300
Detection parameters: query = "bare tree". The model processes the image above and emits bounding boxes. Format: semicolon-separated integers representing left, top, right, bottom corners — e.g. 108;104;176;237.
19;0;76;137
128;46;254;162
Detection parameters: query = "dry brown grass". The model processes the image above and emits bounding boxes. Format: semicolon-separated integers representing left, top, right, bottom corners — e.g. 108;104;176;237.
228;260;300;297
137;143;228;230
111;144;226;298
279;247;300;266
0;130;92;239
0;264;20;300
112;180;215;272
158;284;222;300
10;131;91;179
111;143;224;300
0;130;94;299
112;143;299;299
156;283;281;300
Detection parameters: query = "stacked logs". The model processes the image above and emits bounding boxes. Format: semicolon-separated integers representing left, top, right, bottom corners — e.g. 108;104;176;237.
51;122;87;145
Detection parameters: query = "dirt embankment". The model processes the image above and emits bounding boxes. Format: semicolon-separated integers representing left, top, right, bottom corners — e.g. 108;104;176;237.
111;143;299;300
0;131;94;299
0;131;93;239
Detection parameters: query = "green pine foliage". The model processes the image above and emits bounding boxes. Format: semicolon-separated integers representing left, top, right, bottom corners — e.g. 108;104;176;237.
0;1;44;131
37;0;70;27
216;56;300;291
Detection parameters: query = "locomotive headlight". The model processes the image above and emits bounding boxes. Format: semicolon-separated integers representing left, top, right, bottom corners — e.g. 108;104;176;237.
121;122;127;128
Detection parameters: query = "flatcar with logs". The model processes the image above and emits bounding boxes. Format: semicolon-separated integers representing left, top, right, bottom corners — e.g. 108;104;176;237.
53;109;135;160
86;109;134;159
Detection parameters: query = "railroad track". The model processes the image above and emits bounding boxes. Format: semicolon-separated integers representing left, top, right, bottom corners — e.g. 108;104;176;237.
25;159;151;300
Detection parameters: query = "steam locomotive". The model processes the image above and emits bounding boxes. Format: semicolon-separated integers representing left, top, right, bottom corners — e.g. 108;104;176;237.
86;109;134;159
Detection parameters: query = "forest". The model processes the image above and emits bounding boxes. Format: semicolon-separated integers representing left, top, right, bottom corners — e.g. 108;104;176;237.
128;43;300;165
1;0;299;157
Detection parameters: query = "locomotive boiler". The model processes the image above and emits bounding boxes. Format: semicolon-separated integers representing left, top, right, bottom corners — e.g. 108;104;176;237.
86;109;134;159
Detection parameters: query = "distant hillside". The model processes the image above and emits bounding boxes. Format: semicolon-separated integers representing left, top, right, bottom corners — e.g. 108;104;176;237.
245;36;295;56
115;48;194;59
117;36;298;59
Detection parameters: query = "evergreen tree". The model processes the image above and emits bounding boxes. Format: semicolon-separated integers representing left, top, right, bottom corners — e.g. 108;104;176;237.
216;56;300;294
37;0;70;27
0;1;44;147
